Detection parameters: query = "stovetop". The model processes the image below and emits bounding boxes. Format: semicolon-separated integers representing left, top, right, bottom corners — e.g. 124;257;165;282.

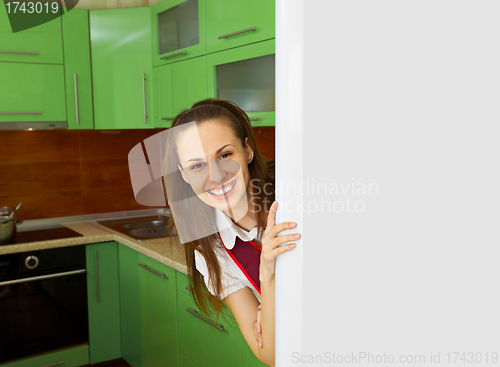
2;226;84;246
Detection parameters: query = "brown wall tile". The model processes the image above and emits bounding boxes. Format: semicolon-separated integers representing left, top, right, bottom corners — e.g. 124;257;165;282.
82;186;162;214
80;157;131;190
253;127;275;161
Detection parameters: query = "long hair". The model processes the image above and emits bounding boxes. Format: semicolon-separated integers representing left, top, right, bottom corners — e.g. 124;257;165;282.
162;98;275;321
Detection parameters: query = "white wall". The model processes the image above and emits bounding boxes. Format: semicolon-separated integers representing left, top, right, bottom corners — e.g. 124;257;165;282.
276;1;500;366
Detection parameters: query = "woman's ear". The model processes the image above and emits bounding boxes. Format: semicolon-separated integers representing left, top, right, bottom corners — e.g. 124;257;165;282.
245;137;254;164
178;164;189;184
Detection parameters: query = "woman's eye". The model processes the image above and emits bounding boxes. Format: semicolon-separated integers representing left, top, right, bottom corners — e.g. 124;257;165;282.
191;163;205;170
220;152;232;160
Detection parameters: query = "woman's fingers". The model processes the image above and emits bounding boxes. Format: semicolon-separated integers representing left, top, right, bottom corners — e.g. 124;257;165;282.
266;221;297;239
262;242;297;263
264;201;278;235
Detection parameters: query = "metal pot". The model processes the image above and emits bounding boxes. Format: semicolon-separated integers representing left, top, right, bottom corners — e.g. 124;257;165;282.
0;203;21;245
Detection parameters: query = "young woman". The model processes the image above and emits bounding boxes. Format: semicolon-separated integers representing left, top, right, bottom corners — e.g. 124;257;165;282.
162;98;300;367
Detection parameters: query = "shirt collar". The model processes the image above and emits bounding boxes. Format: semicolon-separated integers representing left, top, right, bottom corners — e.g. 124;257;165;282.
215;208;258;250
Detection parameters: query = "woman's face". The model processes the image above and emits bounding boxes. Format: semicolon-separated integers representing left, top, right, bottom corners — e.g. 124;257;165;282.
176;119;254;219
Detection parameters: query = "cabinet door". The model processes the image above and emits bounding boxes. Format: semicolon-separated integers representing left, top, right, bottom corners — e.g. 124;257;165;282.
177;290;254;367
206;39;275;127
119;244;143;367
205;0;275;54
0;345;89;367
0;63;66;123
86;242;121;364
90;7;154;129
62;8;94;130
138;253;178;367
0;5;63;64
153;56;207;128
151;0;206;66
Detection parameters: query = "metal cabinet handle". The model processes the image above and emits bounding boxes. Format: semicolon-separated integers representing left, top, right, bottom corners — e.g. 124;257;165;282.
218;27;256;40
0;50;39;55
0;111;43;114
39;361;65;367
161;117;175;120
186;308;224;331
160;51;186;60
94;250;99;302
142;72;147;124
74;73;79;125
0;269;86;286
249;117;258;121
138;263;166;278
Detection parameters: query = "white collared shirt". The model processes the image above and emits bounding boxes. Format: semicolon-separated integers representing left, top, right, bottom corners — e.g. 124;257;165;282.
194;208;262;301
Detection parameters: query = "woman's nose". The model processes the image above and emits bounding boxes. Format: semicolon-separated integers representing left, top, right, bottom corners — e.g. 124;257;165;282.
208;159;226;184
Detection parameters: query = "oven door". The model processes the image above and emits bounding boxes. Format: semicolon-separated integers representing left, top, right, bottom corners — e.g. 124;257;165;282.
0;253;88;364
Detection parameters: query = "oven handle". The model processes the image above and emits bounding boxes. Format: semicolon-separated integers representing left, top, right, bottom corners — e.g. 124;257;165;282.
0;269;86;286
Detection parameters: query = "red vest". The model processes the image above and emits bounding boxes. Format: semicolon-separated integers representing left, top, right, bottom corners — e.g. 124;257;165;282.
217;232;262;294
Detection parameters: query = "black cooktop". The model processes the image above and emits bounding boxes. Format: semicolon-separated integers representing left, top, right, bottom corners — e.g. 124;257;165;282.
2;226;84;246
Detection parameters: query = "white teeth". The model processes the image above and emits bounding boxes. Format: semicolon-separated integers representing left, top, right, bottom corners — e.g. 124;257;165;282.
208;180;236;196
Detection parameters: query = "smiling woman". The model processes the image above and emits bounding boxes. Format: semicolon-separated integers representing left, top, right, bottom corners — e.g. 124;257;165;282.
161;99;299;367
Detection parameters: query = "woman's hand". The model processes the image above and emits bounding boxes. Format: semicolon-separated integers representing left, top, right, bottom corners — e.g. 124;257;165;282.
254;304;262;348
260;201;300;281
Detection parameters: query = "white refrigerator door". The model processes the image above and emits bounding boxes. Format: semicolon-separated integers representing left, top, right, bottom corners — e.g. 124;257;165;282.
276;1;500;366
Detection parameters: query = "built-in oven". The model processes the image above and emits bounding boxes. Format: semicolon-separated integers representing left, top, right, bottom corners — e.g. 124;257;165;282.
0;245;88;364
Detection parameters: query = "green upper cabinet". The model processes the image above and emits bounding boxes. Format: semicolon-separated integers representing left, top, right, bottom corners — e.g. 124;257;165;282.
0;5;63;64
138;252;178;367
205;0;275;54
0;63;66;123
62;8;94;130
207;39;275;126
151;0;206;66
90;7;154;129
153;56;207;128
86;242;122;365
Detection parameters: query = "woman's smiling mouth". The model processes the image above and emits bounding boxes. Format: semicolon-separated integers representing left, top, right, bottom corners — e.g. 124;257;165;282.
206;179;237;199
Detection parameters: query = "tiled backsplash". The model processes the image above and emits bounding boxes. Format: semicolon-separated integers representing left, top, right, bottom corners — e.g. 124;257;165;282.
0;127;275;221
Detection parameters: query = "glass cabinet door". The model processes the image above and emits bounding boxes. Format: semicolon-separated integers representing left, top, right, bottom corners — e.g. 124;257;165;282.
151;0;206;66
207;39;275;126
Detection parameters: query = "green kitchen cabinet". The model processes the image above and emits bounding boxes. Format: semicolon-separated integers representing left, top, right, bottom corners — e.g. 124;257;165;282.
90;7;154;129
179;352;199;367
206;39;275;127
153;56;207;128
138;252;178;366
0;63;66;123
205;0;275;54
62;8;94;129
151;0;206;66
0;345;89;367
0;5;63;64
119;244;143;367
86;242;122;364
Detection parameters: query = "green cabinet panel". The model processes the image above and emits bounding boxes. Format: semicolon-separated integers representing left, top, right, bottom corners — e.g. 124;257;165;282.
138;253;178;367
0;63;66;123
205;0;275;54
151;0;206;66
0;6;63;64
0;344;89;367
153;56;207;128
179;352;199;367
177;290;254;367
90;7;154;129
62;8;94;130
86;242;121;364
119;244;143;367
206;39;275;126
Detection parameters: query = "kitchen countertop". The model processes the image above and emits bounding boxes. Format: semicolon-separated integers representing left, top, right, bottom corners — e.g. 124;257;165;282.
0;219;188;275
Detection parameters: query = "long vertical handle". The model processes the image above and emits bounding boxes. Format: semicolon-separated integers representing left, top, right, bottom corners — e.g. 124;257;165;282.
142;72;147;124
74;73;79;125
94;250;99;302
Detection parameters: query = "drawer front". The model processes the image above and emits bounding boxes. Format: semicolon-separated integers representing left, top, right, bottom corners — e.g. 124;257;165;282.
0;344;89;367
0;7;63;64
0;63;66;122
177;290;250;367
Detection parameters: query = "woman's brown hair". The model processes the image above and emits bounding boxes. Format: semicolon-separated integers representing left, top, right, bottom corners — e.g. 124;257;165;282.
162;98;275;321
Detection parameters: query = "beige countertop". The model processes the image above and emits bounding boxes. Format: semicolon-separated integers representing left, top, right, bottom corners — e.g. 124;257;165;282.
0;220;188;275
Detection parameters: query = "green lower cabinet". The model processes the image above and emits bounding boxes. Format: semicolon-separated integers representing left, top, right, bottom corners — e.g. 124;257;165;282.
138;253;178;366
0;345;89;367
119;244;143;367
178;352;199;367
86;242;122;364
153;56;208;128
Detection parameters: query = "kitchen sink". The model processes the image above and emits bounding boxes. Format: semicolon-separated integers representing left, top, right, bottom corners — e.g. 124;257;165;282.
96;215;176;241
